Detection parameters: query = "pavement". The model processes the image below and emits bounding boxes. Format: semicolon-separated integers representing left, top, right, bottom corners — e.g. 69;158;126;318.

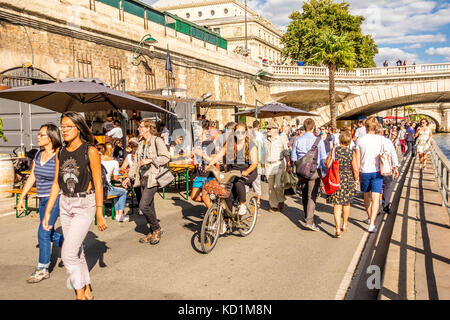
379;157;450;300
0;157;447;300
0;181;374;300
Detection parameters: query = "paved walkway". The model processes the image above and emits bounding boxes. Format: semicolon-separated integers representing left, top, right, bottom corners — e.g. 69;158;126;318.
0;180;373;300
380;157;450;299
0;157;447;300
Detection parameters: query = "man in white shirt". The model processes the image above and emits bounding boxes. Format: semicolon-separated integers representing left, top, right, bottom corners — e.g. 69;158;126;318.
248;120;264;206
106;120;123;140
263;121;291;212
355;117;398;233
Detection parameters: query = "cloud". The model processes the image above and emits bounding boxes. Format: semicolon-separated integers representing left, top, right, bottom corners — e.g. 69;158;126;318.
426;47;450;60
404;43;422;49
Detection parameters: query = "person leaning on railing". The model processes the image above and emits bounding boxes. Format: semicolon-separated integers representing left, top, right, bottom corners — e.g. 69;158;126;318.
122;119;170;245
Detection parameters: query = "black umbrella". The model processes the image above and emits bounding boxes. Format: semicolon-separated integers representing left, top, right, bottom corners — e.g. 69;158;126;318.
0;78;177;116
233;101;318;118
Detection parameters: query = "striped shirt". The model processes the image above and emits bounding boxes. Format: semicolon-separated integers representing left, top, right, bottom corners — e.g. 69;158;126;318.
33;151;56;198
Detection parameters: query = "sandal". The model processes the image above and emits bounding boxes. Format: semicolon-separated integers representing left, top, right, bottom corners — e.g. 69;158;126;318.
334;231;341;238
85;284;94;300
139;233;153;243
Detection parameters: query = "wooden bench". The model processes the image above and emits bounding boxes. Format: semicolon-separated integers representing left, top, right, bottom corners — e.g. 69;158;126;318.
5;188;38;218
95;194;119;225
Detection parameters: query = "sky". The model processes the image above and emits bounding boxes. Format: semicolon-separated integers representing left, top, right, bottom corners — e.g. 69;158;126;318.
142;0;450;66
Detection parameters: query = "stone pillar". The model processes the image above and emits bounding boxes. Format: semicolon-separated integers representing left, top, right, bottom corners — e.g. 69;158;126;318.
440;103;450;132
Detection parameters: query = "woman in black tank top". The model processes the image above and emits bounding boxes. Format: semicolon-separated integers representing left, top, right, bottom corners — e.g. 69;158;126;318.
42;112;107;300
209;122;258;215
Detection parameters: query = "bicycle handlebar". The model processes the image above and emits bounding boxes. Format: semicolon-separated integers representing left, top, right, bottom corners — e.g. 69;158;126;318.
206;165;242;184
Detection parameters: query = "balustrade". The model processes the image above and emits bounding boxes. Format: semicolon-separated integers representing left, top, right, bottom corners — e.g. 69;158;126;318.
430;140;450;216
269;63;450;78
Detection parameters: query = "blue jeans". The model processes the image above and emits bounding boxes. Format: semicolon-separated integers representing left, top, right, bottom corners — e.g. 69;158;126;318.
38;196;64;269
108;186;127;211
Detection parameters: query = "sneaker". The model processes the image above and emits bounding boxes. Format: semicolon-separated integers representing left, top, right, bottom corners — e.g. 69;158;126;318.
219;221;227;235
383;204;391;215
138;210;144;216
305;224;319;232
368;225;377;233
238;204;247;216
117;215;130;222
27;268;49;284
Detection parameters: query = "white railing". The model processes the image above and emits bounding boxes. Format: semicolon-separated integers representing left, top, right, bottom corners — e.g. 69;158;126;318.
268;63;450;78
430;140;450;216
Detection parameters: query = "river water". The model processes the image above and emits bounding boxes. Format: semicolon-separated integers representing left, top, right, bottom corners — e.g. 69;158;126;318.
434;134;450;159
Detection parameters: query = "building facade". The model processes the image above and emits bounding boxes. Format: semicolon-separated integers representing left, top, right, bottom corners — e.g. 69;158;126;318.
153;0;283;64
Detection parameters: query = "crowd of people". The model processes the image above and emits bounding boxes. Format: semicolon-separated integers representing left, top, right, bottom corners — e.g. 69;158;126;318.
16;111;434;299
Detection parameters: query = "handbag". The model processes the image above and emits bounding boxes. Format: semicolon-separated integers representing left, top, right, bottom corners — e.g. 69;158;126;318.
322;147;340;195
379;137;392;176
156;167;175;188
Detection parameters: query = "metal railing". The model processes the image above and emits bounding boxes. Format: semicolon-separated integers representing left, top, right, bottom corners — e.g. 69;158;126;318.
430;140;450;216
268;63;450;78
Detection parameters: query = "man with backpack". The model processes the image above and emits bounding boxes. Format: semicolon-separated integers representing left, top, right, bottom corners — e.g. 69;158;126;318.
291;118;327;231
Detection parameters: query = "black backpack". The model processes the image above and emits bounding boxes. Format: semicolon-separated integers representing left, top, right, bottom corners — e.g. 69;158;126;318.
58;145;110;200
295;137;321;179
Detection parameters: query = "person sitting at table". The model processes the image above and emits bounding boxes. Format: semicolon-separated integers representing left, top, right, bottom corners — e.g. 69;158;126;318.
101;143;129;222
190;120;216;209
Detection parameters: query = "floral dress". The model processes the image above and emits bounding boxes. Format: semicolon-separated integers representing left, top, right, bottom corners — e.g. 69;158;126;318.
330;146;357;205
416;127;431;154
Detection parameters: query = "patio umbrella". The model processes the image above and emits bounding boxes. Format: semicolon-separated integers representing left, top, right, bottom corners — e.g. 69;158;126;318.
0;78;177;116
233;101;318;118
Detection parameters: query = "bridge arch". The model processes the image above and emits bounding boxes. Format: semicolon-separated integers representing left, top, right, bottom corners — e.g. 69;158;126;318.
312;79;450;128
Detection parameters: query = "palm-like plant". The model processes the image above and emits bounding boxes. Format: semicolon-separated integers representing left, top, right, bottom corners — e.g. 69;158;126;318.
308;30;356;129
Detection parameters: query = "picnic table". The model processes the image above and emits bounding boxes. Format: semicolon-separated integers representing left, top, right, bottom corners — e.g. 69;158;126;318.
6;188;38;218
163;162;196;200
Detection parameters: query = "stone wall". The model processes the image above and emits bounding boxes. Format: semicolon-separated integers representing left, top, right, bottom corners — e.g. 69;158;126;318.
0;0;271;128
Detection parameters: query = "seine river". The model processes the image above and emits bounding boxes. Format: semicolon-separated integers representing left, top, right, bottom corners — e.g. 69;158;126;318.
434;134;450;159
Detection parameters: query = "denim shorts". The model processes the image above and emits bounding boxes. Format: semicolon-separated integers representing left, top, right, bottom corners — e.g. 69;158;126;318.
360;172;384;194
193;177;214;189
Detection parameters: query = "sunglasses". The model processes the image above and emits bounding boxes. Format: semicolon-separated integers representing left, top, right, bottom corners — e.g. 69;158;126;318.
235;130;246;135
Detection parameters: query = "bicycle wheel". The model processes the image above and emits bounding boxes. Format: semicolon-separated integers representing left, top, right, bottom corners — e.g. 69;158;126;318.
238;196;258;236
200;204;222;254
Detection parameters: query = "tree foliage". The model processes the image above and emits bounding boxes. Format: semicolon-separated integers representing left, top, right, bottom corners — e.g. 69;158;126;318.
0;117;7;142
281;0;378;67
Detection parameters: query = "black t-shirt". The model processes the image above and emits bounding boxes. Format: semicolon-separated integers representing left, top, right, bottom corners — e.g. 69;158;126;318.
58;143;92;194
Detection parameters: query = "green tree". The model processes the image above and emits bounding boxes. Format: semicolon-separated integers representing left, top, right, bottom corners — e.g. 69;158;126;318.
309;30;356;129
281;0;378;68
0;117;6;142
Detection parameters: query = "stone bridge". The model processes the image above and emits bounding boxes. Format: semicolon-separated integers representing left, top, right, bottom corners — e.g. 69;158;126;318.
264;64;450;131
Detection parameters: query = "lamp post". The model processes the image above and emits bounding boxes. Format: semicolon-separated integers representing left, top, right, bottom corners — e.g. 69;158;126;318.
131;34;158;65
255;99;263;120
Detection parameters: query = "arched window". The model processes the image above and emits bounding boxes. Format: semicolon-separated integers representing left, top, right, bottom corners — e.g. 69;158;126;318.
198;11;202;17
186;12;190;18
224;8;228;14
211;10;215;16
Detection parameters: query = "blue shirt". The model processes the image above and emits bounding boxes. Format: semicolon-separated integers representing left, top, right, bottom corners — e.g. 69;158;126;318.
33;151;56;198
291;132;327;174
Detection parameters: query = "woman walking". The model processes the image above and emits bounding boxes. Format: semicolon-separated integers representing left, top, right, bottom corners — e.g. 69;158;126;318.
42;112;107;300
398;125;406;155
122;119;170;245
325;130;358;238
101;142;129;222
18;124;63;283
415;119;433;170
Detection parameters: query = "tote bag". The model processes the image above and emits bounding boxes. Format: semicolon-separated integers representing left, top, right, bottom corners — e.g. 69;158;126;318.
379;137;392;176
322;147;340;195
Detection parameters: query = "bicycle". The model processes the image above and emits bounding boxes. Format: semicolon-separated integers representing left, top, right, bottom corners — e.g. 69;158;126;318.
200;166;258;254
